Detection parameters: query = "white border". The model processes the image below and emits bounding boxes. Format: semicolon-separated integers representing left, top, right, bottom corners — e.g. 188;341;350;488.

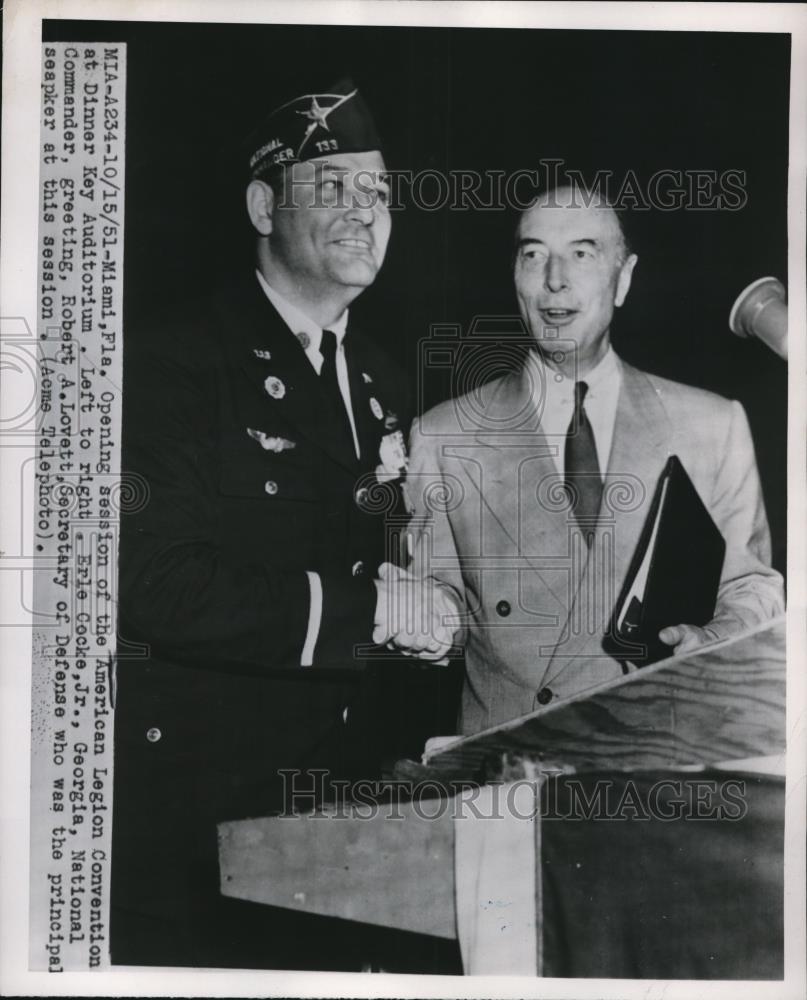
2;2;805;998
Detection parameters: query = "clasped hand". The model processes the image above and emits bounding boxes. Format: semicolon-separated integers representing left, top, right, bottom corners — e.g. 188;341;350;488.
373;562;460;661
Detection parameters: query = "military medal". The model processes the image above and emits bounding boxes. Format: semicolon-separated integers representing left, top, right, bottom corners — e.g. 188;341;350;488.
264;376;286;399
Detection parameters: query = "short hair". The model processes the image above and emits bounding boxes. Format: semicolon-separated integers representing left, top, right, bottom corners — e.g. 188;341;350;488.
248;164;304;223
519;182;633;263
249;163;285;198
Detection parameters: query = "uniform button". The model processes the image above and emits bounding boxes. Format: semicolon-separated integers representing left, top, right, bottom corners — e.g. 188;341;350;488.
354;486;369;508
264;480;278;496
145;727;162;743
536;687;553;706
351;560;365;577
496;600;511;617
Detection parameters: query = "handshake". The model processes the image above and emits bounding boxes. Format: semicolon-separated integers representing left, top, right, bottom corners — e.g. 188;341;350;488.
372;562;462;662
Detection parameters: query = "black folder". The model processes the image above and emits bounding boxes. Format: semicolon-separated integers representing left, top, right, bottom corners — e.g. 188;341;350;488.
603;455;726;666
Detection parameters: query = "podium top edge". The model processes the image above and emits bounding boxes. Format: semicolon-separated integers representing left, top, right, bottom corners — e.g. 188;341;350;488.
426;615;786;764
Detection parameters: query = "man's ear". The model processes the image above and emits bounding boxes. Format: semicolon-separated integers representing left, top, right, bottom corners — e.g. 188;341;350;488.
246;180;274;237
615;253;638;308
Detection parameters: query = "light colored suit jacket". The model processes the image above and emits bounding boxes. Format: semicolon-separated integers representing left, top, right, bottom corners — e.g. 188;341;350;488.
404;356;784;736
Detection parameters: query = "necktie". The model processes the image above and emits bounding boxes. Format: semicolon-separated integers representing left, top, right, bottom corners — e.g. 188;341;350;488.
564;380;602;544
319;329;356;464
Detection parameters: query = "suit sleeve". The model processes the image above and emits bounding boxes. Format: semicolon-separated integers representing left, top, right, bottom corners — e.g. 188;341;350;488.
120;333;375;672
707;400;784;636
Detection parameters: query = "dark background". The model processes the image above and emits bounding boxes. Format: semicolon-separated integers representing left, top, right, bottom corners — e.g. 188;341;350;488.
44;20;791;573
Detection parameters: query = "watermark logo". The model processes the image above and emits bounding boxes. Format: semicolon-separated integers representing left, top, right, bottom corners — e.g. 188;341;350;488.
277;770;749;823
274;159;748;213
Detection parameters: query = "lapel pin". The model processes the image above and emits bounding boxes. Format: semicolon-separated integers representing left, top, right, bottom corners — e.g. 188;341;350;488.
253;349;272;361
264;376;286;400
362;372;373;384
378;429;408;477
247;428;296;452
296;331;311;350
369;396;383;420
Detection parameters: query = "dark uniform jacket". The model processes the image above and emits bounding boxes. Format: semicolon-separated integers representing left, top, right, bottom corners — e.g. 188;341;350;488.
110;273;413;968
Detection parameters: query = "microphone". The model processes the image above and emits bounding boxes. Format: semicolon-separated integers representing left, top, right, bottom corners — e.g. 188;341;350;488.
728;276;787;360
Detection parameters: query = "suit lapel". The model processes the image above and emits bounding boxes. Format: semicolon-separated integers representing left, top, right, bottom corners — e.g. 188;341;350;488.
599;361;672;598
345;336;383;468
543;360;673;681
468;368;571;608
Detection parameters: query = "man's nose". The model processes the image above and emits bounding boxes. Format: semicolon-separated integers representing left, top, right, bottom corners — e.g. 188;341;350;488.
345;202;374;226
345;186;376;225
544;255;568;292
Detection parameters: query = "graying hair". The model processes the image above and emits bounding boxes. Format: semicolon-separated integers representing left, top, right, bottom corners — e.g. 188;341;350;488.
519;183;632;263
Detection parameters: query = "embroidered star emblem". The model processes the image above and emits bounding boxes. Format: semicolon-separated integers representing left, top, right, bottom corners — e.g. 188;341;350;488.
299;97;331;131
295;89;357;155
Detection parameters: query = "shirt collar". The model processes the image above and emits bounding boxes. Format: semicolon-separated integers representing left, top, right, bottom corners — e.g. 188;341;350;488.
528;343;619;401
255;269;349;351
578;344;619;396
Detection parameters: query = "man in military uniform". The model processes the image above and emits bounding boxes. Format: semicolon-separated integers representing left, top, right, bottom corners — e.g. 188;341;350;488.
110;80;440;970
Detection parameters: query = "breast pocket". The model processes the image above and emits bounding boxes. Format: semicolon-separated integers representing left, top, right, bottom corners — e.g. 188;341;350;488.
217;422;321;499
216;441;323;563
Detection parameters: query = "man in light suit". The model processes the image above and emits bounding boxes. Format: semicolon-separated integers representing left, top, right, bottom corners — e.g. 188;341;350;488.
387;186;784;735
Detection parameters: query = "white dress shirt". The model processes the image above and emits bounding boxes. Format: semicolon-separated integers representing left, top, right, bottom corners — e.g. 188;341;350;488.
525;344;622;477
256;270;364;666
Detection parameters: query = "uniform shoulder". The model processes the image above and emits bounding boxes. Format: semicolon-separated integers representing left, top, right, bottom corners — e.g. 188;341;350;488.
126;290;221;366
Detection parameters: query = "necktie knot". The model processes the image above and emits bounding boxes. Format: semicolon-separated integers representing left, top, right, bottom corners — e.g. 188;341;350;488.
574;380;589;409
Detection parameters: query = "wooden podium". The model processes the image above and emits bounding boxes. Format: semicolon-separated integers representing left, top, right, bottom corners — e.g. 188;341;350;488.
218;619;786;977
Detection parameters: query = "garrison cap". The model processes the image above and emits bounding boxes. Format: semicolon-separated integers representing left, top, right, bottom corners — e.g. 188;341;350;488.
247;78;383;180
